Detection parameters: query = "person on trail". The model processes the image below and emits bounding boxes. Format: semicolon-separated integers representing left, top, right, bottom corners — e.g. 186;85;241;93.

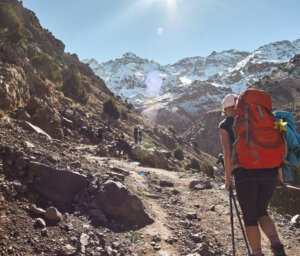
119;132;125;142
134;127;138;144
98;128;103;141
138;130;143;143
219;93;286;256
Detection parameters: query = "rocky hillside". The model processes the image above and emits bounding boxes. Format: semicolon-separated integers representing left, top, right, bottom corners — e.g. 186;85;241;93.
184;54;300;158
86;39;300;132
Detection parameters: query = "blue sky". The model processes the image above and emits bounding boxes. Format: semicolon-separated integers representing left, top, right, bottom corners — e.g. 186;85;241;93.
22;0;300;65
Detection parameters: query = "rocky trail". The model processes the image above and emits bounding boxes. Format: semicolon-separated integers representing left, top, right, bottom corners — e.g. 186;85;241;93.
79;146;300;256
0;121;299;255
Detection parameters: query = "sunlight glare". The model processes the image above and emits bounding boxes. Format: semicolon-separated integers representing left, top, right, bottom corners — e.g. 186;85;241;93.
145;71;162;95
157;26;163;35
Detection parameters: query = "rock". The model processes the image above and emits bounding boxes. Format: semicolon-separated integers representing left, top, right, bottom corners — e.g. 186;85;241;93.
45;207;62;221
111;167;130;176
160;180;174;187
29;204;46;215
186;212;198;220
27;161;88;204
112;242;121;249
15;157;28;171
11;180;27;193
154;245;161;251
0;66;30;111
35;218;46;228
59;244;76;256
189;180;201;189
105;246;113;255
210;205;215;211
79;233;89;254
21;121;52;140
191;234;202;243
189;180;212;190
89;209;108;223
172;189;180;195
131;145;169;169
291;214;300;227
96;180;153;226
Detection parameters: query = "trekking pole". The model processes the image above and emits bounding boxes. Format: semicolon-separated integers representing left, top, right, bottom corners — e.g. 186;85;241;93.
229;187;236;256
230;186;252;256
217;154;251;256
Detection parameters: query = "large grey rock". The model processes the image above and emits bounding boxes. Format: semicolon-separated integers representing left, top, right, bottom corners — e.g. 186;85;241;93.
132;145;169;169
96;180;153;226
28;161;88;204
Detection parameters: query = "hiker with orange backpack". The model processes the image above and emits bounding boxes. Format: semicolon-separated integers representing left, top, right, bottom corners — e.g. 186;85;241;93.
219;90;287;256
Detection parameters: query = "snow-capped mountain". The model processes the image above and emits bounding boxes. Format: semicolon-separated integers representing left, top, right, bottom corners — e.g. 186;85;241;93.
84;39;300;132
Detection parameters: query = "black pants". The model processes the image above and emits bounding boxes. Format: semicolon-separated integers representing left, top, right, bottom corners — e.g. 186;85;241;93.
233;167;278;226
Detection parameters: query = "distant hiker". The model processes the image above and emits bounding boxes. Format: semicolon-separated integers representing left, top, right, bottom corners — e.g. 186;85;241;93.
219;90;287;256
117;132;131;159
119;132;125;142
134;126;138;144
138;130;143;142
98;128;103;141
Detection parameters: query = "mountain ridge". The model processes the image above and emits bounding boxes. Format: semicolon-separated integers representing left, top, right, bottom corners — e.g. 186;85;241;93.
85;38;300;132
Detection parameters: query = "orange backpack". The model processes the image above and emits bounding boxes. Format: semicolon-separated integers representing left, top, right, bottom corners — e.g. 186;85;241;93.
233;89;286;169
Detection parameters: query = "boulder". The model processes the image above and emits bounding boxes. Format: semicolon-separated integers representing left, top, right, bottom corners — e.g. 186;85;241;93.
45;206;62;221
132;145;169;169
189;180;212;190
160;180;174;187
21;121;52;140
0;65;30;111
96;180;153;226
28;161;88;204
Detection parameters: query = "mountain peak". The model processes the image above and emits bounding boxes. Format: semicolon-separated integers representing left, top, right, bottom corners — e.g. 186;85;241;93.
120;52;138;59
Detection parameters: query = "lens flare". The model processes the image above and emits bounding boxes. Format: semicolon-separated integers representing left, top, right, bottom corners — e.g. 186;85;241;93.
157;26;163;35
145;71;162;95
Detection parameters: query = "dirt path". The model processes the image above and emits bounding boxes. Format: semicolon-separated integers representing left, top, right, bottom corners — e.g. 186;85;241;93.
82;153;300;256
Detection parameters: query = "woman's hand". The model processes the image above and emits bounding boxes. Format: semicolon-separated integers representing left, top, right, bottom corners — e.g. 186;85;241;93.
225;177;235;191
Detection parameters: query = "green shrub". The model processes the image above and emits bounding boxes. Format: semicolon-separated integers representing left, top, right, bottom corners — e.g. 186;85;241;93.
61;69;88;104
186;158;200;170
126;103;133;110
103;98;120;124
201;162;214;178
0;3;24;44
270;166;300;215
173;147;184;161
30;54;62;82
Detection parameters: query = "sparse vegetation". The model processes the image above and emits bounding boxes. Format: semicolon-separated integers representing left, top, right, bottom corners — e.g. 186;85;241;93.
103;97;120;124
61;68;88;104
30;54;62;82
186;157;200;170
126;103;133;110
270;166;300;215
0;3;24;44
173;147;184;161
201;162;214;178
